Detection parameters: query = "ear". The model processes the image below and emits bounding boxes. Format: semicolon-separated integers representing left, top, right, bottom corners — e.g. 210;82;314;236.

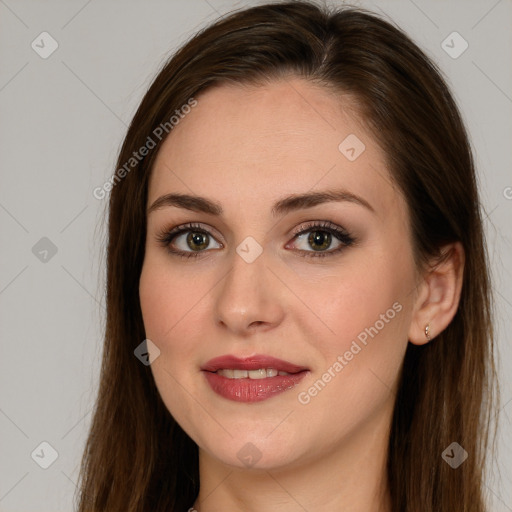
408;242;465;345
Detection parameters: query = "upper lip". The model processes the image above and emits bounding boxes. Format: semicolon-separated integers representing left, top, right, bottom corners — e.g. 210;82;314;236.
201;354;308;374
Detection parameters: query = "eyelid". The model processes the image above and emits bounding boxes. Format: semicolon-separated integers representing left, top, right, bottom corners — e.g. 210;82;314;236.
158;222;224;243
289;220;350;238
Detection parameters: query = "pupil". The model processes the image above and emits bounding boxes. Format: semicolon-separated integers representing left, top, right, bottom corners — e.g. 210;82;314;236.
308;231;331;251
187;232;208;251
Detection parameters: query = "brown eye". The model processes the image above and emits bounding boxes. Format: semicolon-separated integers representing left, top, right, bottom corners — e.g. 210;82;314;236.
307;231;332;251
294;229;340;253
156;223;223;257
288;221;356;258
186;232;210;251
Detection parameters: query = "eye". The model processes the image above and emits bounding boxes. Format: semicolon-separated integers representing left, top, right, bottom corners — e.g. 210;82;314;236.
286;221;356;258
156;223;222;258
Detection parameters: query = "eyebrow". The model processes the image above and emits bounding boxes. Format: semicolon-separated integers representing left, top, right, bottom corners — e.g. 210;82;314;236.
147;188;375;217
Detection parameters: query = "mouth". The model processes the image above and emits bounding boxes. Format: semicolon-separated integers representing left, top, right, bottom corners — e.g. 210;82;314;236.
201;354;309;402
214;368;293;379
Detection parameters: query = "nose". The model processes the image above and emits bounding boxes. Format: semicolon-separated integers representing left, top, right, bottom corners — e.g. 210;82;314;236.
213;250;286;337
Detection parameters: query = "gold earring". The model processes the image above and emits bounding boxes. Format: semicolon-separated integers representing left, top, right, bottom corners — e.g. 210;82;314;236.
425;323;431;341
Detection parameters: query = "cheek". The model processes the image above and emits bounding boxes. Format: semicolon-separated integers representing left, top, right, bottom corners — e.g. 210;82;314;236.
292;251;412;352
289;263;412;446
139;254;208;346
138;252;222;372
138;255;206;412
290;245;415;416
139;257;206;432
139;262;171;342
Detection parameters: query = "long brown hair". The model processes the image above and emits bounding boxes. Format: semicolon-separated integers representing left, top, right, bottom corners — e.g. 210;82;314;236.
76;2;498;510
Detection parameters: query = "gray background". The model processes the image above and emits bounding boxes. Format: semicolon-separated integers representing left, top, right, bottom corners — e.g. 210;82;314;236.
0;0;511;510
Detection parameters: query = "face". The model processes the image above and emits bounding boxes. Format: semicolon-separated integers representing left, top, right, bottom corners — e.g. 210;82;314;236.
139;78;419;471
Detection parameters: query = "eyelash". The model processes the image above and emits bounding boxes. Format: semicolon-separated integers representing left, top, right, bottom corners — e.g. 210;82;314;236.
155;221;356;260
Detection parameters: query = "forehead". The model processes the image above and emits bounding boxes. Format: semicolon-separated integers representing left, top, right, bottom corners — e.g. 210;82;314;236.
149;78;402;221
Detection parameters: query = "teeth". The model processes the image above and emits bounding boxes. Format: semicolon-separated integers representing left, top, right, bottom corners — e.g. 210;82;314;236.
248;369;266;379
216;368;290;379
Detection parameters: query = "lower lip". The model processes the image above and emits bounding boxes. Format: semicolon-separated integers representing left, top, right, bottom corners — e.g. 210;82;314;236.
203;371;308;402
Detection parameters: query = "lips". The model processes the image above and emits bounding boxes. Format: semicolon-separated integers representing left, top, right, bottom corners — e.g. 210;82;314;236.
201;354;308;374
201;354;309;403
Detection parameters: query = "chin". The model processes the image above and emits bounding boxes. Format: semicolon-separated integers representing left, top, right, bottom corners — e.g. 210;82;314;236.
197;430;305;472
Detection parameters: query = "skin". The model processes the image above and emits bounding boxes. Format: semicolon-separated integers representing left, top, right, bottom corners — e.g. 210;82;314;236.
139;77;464;512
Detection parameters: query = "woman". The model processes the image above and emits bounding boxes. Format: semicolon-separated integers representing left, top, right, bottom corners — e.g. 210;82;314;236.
77;2;497;511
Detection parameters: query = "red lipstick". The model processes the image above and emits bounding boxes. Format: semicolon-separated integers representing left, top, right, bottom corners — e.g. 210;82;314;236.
201;354;309;403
